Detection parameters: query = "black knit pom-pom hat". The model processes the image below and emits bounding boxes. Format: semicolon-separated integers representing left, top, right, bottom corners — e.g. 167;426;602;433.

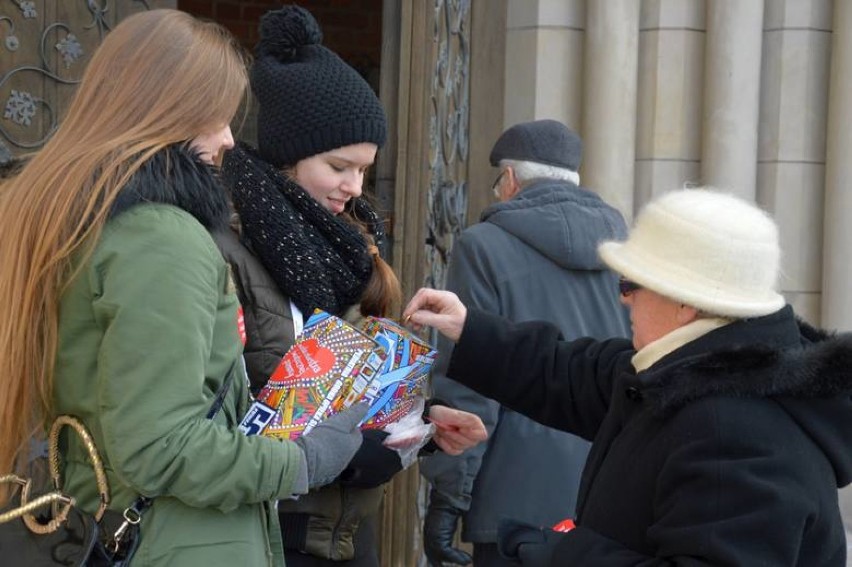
252;5;387;168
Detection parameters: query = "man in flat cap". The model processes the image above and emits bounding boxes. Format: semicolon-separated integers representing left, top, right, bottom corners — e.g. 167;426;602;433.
420;119;631;566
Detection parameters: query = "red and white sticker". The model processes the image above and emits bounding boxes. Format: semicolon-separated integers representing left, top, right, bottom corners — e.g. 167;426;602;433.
237;305;247;346
552;518;575;533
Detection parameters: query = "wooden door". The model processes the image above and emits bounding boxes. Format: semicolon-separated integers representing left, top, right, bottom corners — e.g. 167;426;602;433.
376;0;506;564
0;0;175;163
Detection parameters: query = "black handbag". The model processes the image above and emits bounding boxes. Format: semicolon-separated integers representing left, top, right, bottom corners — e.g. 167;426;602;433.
0;415;141;566
0;360;238;566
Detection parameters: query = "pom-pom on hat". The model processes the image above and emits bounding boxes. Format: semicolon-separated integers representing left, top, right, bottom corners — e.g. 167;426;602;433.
598;188;785;318
252;5;387;168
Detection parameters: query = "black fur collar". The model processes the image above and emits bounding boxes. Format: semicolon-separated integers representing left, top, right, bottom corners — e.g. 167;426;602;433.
641;308;852;415
110;145;230;231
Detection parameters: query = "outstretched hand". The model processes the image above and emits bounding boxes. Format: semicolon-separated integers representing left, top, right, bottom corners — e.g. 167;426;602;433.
427;404;488;456
402;288;467;343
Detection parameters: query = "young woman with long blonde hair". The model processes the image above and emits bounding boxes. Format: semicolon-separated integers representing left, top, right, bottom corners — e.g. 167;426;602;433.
0;9;368;565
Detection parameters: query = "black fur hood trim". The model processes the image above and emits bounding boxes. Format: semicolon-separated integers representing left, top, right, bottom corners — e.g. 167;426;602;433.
642;307;852;413
110;145;230;231
639;307;852;485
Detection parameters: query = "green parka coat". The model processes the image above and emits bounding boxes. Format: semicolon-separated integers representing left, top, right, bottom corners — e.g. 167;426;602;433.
52;149;304;566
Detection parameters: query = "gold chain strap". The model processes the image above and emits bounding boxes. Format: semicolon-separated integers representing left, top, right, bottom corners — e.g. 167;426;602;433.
0;474;74;534
48;415;110;521
0;415;111;534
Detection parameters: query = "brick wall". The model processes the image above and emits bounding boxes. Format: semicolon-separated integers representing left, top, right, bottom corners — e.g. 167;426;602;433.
178;0;383;79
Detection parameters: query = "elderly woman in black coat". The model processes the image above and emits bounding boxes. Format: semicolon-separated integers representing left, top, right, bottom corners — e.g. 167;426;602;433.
403;187;852;566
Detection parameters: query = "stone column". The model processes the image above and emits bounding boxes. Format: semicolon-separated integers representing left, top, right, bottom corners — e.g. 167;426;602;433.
581;0;640;218
635;1;706;212
503;0;585;128
757;0;832;324
701;0;765;199
823;0;852;332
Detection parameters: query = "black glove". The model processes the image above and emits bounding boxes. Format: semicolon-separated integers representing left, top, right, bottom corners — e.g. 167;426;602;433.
498;518;562;565
424;490;471;566
337;429;403;488
294;403;367;489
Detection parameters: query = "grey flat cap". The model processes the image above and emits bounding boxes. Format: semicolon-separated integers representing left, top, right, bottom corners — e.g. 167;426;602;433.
489;119;582;171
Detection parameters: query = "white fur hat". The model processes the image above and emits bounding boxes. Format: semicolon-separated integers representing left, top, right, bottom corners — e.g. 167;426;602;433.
598;188;785;318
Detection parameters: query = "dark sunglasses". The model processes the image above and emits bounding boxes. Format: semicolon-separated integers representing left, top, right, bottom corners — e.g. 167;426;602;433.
618;277;642;296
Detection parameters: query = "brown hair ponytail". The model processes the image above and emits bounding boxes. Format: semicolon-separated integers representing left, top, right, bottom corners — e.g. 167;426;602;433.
359;240;402;318
341;194;402;318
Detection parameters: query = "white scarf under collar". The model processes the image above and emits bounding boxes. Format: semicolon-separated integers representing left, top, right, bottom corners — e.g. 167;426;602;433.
632;317;733;373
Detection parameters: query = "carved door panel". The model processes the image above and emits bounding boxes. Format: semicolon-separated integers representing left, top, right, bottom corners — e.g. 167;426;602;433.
0;0;175;163
376;1;505;565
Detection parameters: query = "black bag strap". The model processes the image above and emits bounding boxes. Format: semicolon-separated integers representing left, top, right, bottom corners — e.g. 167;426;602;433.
205;358;240;420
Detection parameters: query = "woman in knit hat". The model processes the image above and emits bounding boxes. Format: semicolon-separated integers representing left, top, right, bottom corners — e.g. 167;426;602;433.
403;188;852;566
216;6;486;566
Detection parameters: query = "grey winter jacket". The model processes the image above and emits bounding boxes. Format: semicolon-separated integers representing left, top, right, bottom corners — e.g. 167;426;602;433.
419;179;631;542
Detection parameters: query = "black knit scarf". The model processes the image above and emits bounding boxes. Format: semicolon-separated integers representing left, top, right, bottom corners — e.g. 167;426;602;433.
221;143;382;316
